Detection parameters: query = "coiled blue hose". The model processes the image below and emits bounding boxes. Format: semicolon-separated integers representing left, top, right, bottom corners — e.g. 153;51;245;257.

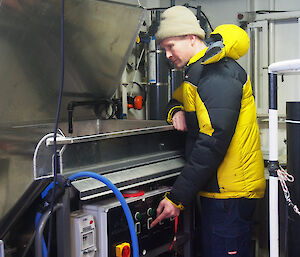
68;171;139;257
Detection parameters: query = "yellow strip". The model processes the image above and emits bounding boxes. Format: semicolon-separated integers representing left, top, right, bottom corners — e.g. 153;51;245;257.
164;192;184;210
167;106;184;124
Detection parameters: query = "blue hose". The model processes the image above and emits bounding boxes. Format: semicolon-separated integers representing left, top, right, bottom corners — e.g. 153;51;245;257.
68;171;139;257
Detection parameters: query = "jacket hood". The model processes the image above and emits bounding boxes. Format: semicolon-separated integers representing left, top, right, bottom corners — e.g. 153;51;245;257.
188;24;250;66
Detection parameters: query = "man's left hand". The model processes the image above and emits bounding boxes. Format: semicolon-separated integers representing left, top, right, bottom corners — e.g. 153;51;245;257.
150;198;180;228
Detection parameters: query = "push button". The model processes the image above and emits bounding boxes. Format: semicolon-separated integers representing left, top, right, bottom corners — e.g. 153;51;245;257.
134;212;142;221
116;242;131;257
147;208;155;216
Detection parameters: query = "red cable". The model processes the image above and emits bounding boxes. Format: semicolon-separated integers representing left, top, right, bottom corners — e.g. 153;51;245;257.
169;216;178;251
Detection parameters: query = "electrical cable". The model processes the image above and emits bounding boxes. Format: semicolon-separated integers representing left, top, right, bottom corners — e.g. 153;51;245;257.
46;0;65;255
169;216;178;251
133;81;147;104
187;5;214;32
68;171;139;257
199;10;214;32
132;48;145;83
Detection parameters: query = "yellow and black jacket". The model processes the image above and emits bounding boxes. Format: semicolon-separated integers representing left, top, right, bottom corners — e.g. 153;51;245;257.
165;25;266;208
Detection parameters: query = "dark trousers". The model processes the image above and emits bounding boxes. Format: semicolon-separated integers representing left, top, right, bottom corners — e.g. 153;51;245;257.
200;197;257;257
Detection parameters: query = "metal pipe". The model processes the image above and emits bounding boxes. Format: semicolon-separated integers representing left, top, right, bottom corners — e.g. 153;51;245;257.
255;11;300;21
35;203;63;257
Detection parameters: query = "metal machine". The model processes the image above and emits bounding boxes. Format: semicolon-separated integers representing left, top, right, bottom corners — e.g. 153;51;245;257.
82;188;184;257
0;1;193;256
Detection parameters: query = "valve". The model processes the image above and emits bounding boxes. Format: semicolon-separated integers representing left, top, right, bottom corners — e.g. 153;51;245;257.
127;95;144;110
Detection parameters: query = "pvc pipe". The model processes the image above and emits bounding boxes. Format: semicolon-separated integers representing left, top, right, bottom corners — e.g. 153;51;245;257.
68;171;139;257
269;176;279;257
269;22;275;65
269;0;275;66
269;70;279;257
254;27;259;109
269;109;278;161
269;59;300;74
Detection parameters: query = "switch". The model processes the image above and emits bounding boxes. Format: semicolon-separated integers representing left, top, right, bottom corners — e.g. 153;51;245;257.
135;222;141;234
116;242;131;257
147;218;153;230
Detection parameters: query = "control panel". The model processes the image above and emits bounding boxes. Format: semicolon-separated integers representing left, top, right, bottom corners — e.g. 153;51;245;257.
70;211;97;257
83;188;182;257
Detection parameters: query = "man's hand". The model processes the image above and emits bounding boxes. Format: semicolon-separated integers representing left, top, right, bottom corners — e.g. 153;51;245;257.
172;111;187;131
150;198;180;228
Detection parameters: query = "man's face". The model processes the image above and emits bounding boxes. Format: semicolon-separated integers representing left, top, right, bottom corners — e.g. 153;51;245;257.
160;36;194;69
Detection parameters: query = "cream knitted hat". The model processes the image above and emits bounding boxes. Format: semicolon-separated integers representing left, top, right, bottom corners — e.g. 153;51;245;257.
156;6;205;43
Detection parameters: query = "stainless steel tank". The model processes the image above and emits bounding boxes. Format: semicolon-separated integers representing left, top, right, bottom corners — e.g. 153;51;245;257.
0;0;146;220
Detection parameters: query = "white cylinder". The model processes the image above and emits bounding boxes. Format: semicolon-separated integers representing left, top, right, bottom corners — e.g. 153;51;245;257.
269;176;279;257
122;84;128;118
148;36;156;84
269;109;278;161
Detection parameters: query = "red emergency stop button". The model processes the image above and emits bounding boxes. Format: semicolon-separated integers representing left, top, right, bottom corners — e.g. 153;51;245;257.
116;242;131;257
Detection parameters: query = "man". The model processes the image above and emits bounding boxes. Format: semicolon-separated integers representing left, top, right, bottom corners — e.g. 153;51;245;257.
150;6;266;257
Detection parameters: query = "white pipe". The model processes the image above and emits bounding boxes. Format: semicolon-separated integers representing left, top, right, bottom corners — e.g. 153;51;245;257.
299;18;300;58
255;11;300;21
269;176;279;257
122;84;128;118
246;0;253;13
269;109;278;161
269;108;279;257
268;59;300;74
269;21;275;65
270;0;275;11
269;0;275;65
254;27;259;109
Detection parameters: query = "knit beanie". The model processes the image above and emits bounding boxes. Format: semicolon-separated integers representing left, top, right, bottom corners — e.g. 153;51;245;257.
156;6;205;43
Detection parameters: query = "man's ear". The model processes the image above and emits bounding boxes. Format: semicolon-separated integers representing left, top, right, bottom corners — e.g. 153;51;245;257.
187;34;197;46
